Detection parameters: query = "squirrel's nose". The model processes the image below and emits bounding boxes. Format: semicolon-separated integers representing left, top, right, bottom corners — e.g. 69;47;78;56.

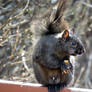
76;46;85;55
78;47;85;54
81;45;85;53
81;48;85;53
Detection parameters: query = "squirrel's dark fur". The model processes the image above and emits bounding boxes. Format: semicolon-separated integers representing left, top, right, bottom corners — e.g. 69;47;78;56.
31;0;85;92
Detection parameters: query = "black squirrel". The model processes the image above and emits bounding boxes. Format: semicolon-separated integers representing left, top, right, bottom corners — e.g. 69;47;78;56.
31;0;85;92
32;29;84;92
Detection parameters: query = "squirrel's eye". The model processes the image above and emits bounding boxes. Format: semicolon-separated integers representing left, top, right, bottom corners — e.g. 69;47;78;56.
72;41;76;46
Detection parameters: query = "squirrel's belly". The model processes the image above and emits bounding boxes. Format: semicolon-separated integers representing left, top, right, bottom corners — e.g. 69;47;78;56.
33;61;62;84
33;62;73;86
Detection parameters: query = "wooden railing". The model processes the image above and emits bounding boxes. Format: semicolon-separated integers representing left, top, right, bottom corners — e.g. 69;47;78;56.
0;80;92;92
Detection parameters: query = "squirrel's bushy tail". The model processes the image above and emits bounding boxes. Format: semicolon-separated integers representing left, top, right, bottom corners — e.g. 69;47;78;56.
31;0;69;38
48;0;69;33
54;0;68;22
31;19;48;38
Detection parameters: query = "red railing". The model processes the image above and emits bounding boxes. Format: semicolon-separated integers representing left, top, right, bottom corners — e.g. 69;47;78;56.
0;80;92;92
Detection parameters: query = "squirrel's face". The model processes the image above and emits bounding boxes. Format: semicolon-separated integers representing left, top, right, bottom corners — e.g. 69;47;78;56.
59;30;85;56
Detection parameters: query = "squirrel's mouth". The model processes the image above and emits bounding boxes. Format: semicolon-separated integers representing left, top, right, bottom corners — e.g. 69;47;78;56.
75;48;84;55
71;53;77;56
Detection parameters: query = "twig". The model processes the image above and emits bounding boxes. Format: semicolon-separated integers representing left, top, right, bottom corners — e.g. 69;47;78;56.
0;0;29;30
84;53;92;88
12;26;19;55
81;1;92;8
74;67;85;87
40;0;58;18
21;50;30;72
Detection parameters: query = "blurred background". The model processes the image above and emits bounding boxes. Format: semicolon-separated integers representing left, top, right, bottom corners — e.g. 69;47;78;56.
0;0;92;89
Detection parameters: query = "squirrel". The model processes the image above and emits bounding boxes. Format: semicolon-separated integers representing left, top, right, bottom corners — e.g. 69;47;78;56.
32;29;84;92
31;0;85;92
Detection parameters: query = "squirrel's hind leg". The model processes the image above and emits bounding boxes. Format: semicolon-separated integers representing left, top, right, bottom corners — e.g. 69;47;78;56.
54;83;67;92
44;83;67;92
43;84;56;92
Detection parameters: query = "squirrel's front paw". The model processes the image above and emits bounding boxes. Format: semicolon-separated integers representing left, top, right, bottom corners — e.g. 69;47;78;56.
61;60;72;70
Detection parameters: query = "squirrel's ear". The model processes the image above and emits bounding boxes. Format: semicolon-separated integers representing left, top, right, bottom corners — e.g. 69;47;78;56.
62;30;69;40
